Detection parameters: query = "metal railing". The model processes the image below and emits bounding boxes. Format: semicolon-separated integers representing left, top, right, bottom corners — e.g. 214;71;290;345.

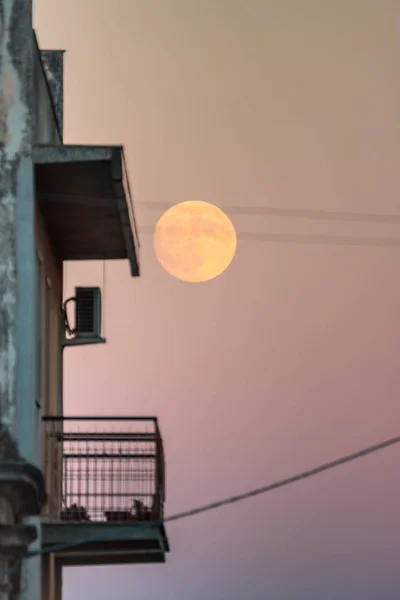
42;416;165;523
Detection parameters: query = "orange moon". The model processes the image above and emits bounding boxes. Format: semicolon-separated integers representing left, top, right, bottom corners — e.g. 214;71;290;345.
153;201;237;283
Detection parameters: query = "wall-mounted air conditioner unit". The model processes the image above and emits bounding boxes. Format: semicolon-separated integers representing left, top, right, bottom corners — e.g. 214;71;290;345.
62;287;106;347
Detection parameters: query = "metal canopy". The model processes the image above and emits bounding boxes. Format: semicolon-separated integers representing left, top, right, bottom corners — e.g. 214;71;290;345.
33;144;140;276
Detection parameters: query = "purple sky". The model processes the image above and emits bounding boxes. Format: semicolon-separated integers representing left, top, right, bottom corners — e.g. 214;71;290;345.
35;1;400;598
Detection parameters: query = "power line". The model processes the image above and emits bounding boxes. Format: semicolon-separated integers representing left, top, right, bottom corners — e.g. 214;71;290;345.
11;432;399;564
164;434;400;523
236;232;400;247
141;226;400;247
139;202;400;225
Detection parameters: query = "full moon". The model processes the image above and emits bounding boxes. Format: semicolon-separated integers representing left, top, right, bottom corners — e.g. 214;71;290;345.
153;201;237;283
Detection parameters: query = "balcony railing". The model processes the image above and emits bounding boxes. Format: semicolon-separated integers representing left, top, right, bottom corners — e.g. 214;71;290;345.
42;417;165;524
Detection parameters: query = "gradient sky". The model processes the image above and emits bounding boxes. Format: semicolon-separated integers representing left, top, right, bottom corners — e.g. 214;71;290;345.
34;1;400;598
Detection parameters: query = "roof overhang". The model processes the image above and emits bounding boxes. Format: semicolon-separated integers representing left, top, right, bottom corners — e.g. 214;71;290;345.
33;144;140;276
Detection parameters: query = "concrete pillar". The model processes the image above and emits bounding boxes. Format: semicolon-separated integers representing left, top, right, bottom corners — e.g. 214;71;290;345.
41;554;50;600
41;552;62;600
0;498;14;600
14;517;41;600
54;559;62;600
0;2;43;599
0;0;36;464
42;551;63;600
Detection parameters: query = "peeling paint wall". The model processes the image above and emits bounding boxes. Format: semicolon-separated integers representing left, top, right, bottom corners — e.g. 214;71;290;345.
0;0;33;457
0;2;60;464
0;3;44;598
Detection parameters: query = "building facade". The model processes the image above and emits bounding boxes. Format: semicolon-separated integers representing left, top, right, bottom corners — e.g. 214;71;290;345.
0;3;168;599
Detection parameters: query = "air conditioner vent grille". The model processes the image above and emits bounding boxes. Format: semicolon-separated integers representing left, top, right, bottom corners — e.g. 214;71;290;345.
75;287;101;337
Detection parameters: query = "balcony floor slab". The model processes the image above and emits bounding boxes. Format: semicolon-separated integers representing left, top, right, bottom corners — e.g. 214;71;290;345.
41;520;169;567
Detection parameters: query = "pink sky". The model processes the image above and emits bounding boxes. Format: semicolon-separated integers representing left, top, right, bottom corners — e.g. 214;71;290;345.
35;1;400;598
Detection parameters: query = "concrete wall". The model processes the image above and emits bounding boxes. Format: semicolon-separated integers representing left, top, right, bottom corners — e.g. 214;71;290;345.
35;205;62;517
0;0;33;462
0;3;43;599
35;205;62;415
0;3;62;460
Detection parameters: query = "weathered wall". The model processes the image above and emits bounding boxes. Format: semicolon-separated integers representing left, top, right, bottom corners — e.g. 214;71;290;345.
0;2;59;466
0;2;39;598
0;0;34;458
0;5;60;599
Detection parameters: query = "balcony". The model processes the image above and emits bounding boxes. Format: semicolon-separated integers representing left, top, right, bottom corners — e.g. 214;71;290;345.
34;144;140;277
41;417;169;567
